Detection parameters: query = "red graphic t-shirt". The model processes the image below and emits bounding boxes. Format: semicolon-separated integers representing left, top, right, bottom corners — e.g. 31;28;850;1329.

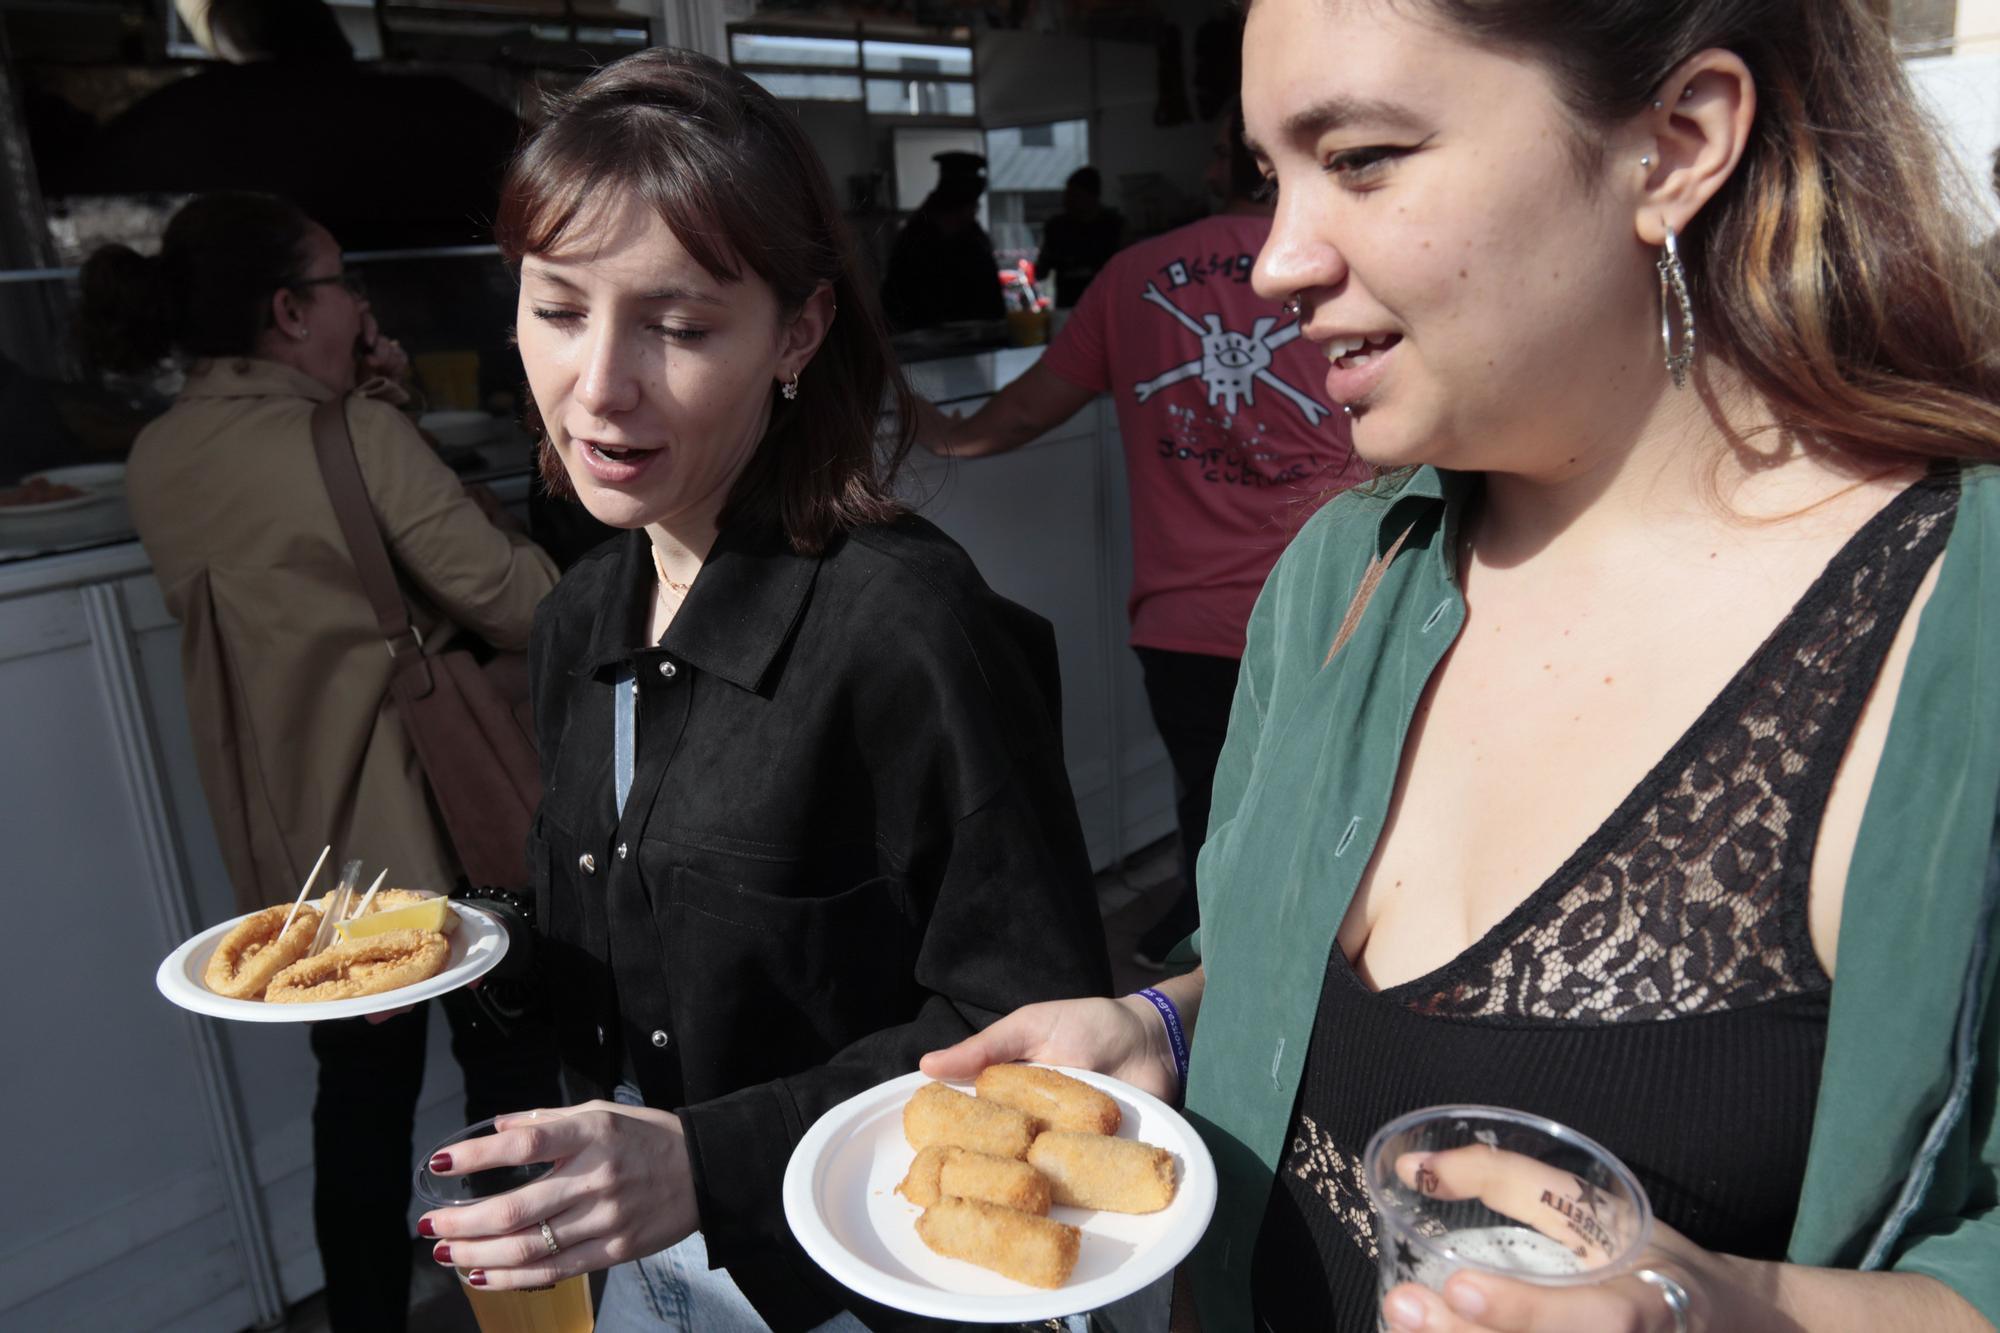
1039;212;1366;659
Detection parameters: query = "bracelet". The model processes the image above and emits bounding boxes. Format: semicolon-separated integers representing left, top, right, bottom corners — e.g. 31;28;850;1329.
1135;987;1190;1097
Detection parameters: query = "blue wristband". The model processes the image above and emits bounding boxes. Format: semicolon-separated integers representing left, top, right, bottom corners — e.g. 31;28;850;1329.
1135;987;1190;1098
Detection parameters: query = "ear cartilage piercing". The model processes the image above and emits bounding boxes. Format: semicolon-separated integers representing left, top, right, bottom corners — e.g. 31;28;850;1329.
1640;155;1653;169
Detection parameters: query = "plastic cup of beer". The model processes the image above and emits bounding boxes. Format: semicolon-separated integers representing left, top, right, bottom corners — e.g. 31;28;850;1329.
413;1113;594;1333
1363;1105;1652;1331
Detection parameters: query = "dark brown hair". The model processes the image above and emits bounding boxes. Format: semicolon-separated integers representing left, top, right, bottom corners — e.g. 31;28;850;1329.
1406;0;2000;467
79;191;317;373
495;47;914;555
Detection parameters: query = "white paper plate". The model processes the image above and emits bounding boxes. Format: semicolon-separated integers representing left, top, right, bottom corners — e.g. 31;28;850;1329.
33;463;128;491
155;903;507;1023
783;1066;1216;1323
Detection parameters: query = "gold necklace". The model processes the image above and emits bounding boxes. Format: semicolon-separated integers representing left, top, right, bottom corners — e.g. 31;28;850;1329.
650;543;693;602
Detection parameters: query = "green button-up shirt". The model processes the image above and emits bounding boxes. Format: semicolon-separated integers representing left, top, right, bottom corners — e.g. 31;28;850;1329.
1183;465;2000;1331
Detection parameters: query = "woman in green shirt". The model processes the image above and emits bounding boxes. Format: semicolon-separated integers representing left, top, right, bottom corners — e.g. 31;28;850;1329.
927;1;2000;1331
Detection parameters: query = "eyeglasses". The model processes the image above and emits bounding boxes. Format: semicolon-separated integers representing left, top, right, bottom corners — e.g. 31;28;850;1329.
294;271;368;301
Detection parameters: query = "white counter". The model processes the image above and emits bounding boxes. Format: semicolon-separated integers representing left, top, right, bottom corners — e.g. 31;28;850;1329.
0;349;1172;1330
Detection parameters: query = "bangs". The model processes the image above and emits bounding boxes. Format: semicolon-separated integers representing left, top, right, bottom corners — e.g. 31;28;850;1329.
498;108;745;286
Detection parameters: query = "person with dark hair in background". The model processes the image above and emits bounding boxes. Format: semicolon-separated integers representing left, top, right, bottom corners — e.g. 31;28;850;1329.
1035;166;1126;309
880;150;1008;330
411;49;1111;1333
82;191;563;1333
929;0;2000;1329
919;105;1366;973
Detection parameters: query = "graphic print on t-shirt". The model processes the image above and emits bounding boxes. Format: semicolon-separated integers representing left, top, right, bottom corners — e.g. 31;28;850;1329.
1132;255;1331;426
1035;213;1362;657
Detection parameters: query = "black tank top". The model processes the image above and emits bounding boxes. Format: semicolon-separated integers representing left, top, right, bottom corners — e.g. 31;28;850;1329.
1251;472;1959;1332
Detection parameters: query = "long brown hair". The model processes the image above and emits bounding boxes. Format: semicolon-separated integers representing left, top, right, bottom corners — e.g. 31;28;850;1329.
495;47;913;555
1409;0;2000;467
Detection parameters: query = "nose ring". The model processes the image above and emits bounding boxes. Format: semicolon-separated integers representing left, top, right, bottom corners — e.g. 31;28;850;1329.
1282;294;1303;319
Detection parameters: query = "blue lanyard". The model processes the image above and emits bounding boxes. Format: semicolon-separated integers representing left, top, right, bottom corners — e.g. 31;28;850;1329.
614;665;636;816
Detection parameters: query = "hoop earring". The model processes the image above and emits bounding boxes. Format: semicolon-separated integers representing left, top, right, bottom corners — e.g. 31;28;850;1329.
1657;223;1696;389
780;372;800;401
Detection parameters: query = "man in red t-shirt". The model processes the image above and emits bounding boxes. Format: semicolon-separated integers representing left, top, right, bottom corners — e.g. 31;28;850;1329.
917;110;1366;968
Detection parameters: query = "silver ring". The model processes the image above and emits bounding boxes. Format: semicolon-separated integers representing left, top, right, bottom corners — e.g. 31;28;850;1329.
539;1219;561;1256
1636;1269;1690;1333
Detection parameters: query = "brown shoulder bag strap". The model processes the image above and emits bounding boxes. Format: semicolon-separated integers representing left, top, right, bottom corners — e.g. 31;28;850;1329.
308;396;434;699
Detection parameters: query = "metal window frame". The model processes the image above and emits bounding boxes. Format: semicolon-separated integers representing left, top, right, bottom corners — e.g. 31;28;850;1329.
727;19;977;122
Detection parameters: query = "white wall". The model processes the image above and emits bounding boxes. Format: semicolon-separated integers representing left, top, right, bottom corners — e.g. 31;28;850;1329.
1957;0;2000;53
1905;50;2000;225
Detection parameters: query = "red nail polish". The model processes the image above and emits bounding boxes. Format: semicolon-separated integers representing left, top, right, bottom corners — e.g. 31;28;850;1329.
467;1270;488;1287
432;1243;452;1265
417;1217;436;1238
429;1152;452;1173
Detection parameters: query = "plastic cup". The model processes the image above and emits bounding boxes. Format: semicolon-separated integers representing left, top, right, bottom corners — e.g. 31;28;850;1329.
1364;1105;1653;1330
414;1114;594;1333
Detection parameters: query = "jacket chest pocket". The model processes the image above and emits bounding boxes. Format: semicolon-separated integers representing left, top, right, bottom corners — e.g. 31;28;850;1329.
648;849;918;1069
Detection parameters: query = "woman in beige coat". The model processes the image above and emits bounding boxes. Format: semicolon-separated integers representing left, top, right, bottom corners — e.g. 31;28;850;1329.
84;191;561;1333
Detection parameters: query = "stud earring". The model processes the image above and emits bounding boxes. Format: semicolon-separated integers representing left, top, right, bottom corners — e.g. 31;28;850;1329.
293;327;309;341
780;372;800;401
1657;222;1696;389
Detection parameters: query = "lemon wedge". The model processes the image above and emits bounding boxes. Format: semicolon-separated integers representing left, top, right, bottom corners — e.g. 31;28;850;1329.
336;896;457;942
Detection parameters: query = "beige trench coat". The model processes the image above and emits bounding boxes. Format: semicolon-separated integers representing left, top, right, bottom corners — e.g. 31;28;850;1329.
128;358;558;913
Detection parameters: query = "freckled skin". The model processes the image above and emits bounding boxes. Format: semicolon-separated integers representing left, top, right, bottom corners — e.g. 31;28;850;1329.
1243;0;1660;475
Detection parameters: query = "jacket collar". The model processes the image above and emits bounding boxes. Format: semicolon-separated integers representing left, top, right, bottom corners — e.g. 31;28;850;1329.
575;520;824;693
179;357;336;404
1372;465;1478;562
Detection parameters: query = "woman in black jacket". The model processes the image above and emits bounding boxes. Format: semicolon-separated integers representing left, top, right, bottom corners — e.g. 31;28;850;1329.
415;48;1112;1333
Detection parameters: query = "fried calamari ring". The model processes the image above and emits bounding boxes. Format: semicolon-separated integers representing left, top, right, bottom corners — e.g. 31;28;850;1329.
264;928;451;1004
203;904;324;999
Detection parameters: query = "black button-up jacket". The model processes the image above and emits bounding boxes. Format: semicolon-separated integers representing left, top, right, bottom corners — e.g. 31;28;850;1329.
525;516;1113;1330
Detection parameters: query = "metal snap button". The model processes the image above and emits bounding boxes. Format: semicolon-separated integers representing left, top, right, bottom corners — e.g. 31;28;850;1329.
658;660;677;680
578;852;596;875
650;1029;670;1049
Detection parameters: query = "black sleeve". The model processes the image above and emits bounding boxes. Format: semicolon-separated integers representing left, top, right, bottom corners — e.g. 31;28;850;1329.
677;555;1112;1263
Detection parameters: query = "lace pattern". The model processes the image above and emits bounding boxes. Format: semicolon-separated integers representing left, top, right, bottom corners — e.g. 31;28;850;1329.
1394;476;1957;1023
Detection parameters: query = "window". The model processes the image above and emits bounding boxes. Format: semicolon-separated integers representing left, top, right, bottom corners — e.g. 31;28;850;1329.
984;119;1091;263
730;24;975;116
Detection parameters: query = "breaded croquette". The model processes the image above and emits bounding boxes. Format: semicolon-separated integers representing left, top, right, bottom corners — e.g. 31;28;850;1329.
903;1081;1035;1159
897;1144;1052;1214
975;1063;1121;1136
1027;1131;1178;1213
915;1197;1080;1289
